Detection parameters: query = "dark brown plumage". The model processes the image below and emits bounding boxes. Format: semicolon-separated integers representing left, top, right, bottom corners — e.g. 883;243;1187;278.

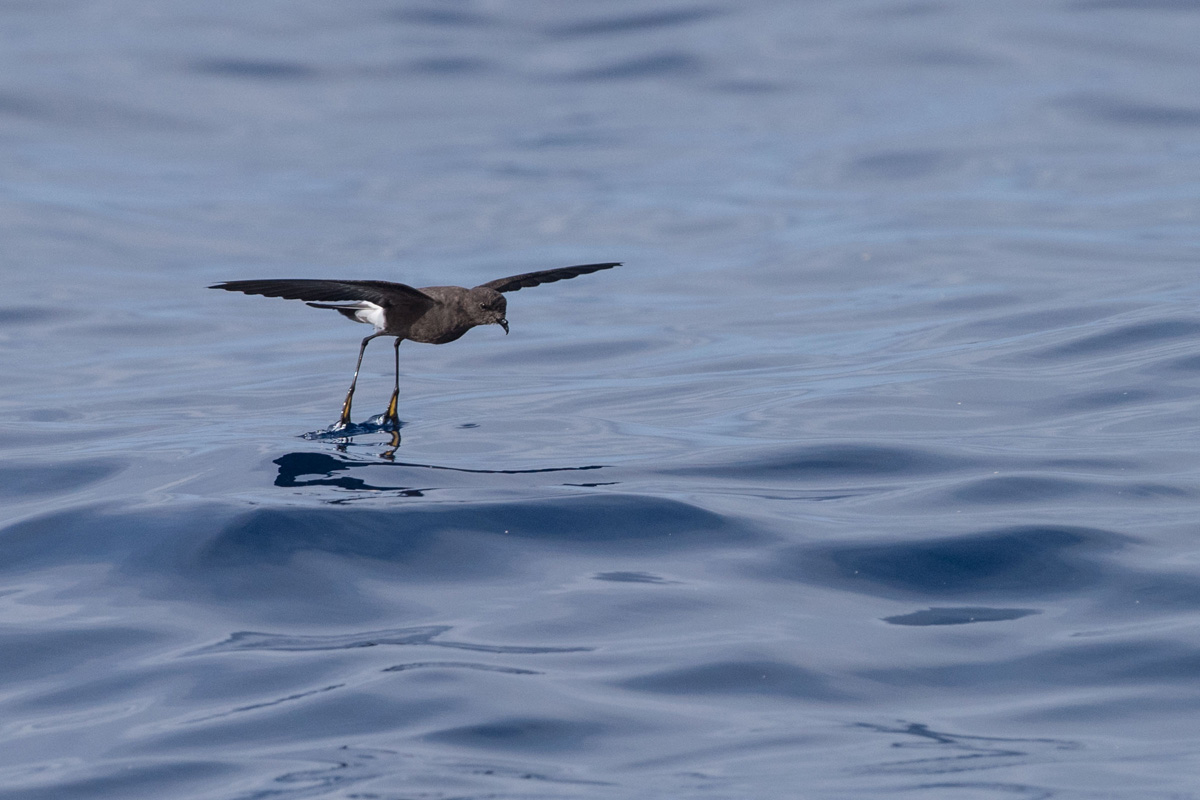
210;262;620;429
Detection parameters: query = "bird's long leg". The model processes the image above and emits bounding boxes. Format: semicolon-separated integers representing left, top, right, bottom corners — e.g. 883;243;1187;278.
337;333;381;428
384;338;402;430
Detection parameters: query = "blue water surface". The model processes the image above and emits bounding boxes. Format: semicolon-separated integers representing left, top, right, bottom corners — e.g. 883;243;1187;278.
3;1;1200;798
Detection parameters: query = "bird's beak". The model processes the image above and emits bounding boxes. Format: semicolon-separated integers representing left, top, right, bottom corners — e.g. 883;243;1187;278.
499;318;509;334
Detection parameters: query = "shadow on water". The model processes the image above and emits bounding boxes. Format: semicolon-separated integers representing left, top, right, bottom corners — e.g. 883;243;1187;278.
290;412;612;476
273;451;607;494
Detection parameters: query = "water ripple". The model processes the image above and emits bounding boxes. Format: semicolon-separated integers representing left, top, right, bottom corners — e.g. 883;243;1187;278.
195;626;589;655
1032;318;1200;359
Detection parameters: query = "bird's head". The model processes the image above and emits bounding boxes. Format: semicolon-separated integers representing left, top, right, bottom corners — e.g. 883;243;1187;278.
468;287;508;334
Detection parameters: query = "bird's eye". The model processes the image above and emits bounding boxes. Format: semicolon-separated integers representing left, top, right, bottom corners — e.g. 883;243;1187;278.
479;302;488;310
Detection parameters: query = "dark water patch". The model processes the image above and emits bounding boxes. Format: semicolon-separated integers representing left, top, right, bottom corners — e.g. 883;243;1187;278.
383;662;541;675
845;149;956;181
0;496;745;620
0;90;198;131
889;47;1002;68
17;409;76;422
883;607;1040;626
777;525;1124;598
405;56;492;75
0;459;124;497
707;78;788;94
0;627;162;683
593;571;676;584
667;444;973;481
1057;387;1157;410
4;664;179;716
189;506;504;587
969;478;1194;502
196;626;589;655
1116;483;1192;499
621;660;847;701
896;781;1052;796
1109;572;1200;611
861;2;947;18
947;475;1094;504
424;716;607;753
1036;456;1139;471
544;7;722;38
566;53;704;82
1016;694;1200;727
1159;352;1200;372
861;640;1200;691
190;59;319;80
0;92;42;117
0;759;234;800
203;493;735;570
386;6;494;26
0;305;57;324
1031;318;1200;359
1055;94;1200;128
517;126;619;149
0;504;395;621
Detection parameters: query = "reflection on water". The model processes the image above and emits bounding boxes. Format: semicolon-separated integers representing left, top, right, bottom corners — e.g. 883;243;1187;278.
196;626;591;655
3;0;1200;798
273;450;609;498
852;721;1080;782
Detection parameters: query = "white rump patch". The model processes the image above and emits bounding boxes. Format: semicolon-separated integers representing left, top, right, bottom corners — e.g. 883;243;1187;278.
348;301;386;330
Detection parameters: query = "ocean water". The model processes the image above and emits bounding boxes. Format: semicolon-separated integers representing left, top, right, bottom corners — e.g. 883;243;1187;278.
3;1;1200;798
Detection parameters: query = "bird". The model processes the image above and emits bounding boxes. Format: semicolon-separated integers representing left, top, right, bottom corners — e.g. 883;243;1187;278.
210;261;621;430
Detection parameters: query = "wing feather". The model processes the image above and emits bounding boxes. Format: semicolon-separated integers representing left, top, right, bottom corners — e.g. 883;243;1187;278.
477;262;621;294
209;279;435;312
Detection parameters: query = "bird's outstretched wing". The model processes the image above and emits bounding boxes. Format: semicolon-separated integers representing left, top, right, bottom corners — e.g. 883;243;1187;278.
477;262;621;294
209;279;436;312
